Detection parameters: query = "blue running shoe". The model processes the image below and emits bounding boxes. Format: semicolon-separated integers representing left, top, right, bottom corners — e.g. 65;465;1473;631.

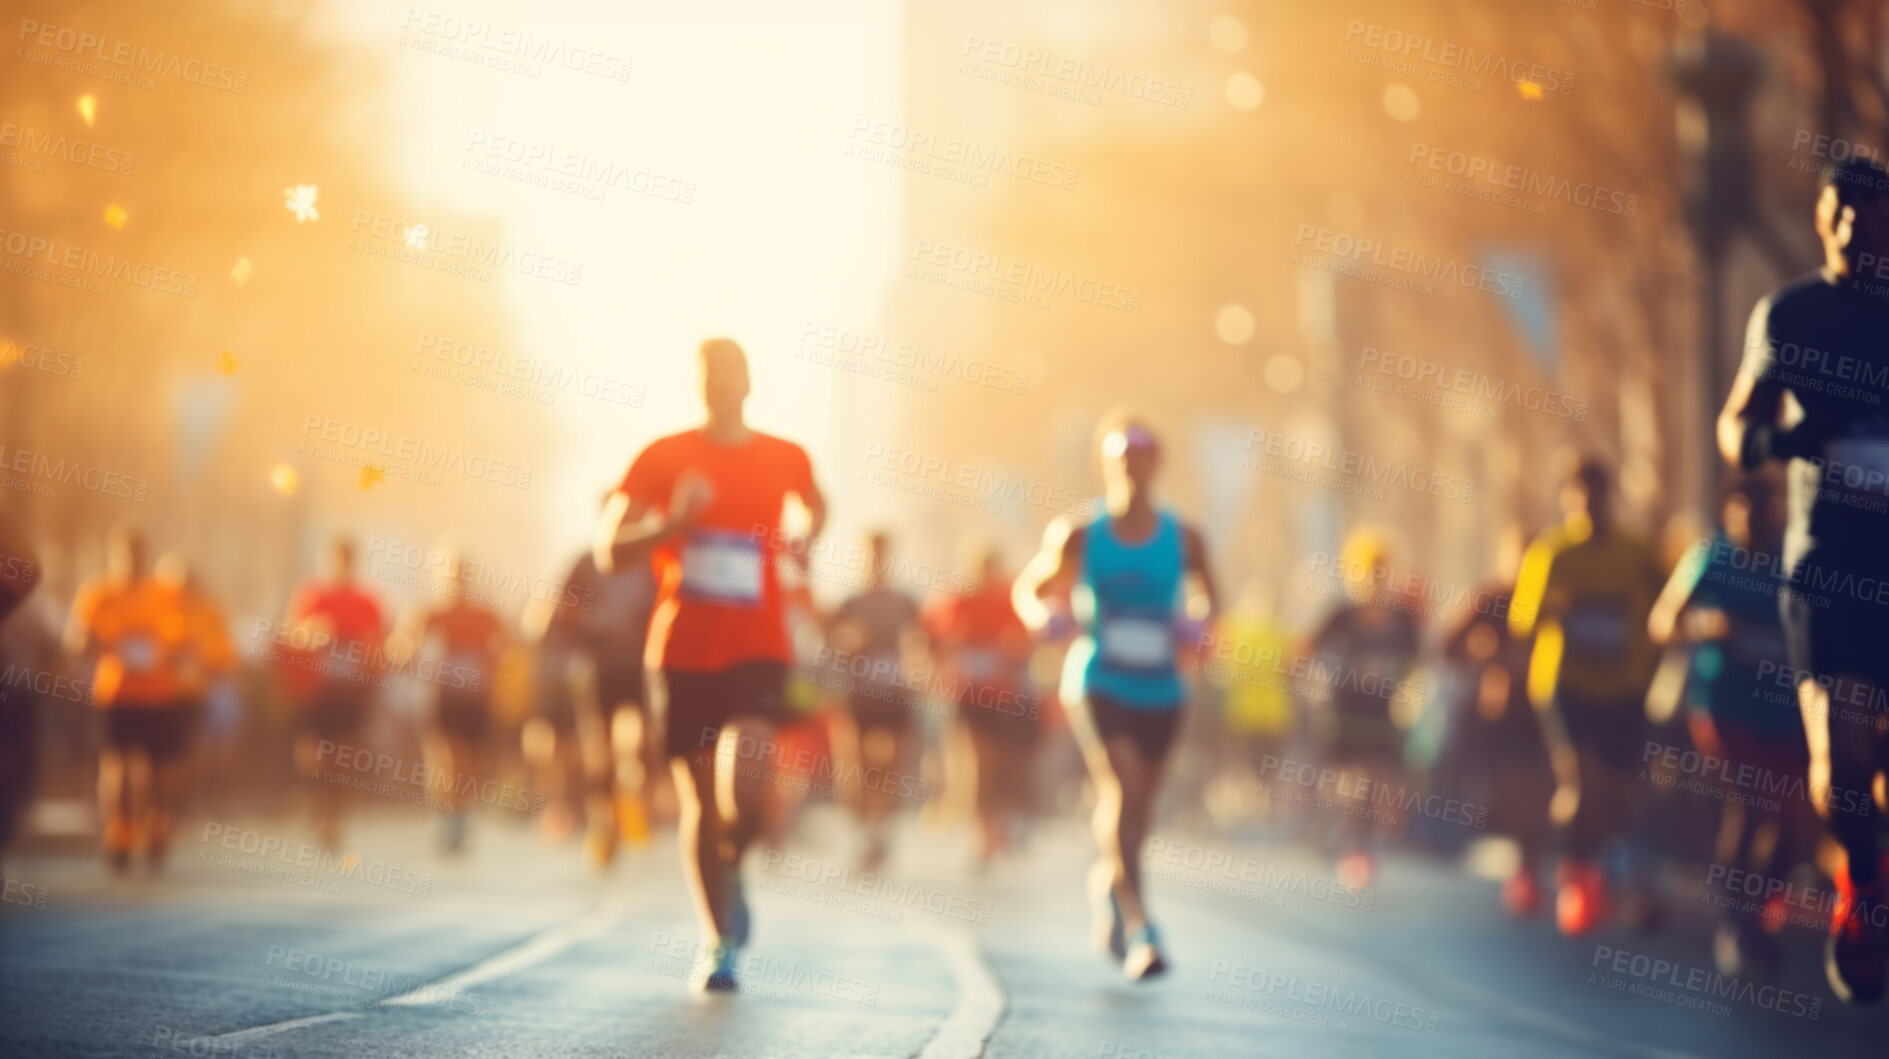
1123;923;1168;982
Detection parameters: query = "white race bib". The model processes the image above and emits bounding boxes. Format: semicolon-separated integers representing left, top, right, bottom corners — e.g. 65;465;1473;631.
1562;602;1627;656
1824;438;1889;494
118;634;159;673
680;532;764;606
1099;617;1173;669
957;647;1003;681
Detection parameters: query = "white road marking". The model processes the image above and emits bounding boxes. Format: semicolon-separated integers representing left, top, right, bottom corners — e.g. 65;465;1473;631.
206;1011;361;1047
204;896;628;1047
382;894;629;1005
916;930;1006;1059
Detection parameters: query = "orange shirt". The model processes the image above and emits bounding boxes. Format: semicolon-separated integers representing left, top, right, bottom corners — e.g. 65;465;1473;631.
73;576;193;707
617;428;814;672
424;602;505;692
924;585;1032;693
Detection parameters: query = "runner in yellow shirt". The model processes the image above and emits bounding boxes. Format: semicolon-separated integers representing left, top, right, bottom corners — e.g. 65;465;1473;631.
1510;457;1663;936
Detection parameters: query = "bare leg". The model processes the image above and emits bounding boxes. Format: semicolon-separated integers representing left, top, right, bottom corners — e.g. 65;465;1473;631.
671;751;728;944
1084;735;1159;936
97;746;130;868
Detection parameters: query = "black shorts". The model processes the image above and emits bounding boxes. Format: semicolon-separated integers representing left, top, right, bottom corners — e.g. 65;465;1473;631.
102;703;197;762
847;685;915;734
434;691;490;743
958;693;1039;746
296;682;373;744
658;661;787;762
1549;689;1647;773
1072;693;1182;765
1783;551;1889;691
594;655;647;715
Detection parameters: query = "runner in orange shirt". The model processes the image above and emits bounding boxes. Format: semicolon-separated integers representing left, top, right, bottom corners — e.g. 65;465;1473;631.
151;552;234;868
63;527;201;871
596;337;826;992
283;536;387;849
925;542;1037;869
390;552;508;854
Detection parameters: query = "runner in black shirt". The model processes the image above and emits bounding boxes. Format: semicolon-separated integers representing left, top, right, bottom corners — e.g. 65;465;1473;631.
1718;157;1889;1004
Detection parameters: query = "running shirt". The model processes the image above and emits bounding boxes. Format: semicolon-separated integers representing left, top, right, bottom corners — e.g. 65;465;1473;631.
1209;612;1293;737
1308;603;1419;727
1744;270;1889;572
924;584;1032;696
1510;519;1663;705
615;428;815;673
1668;532;1796;738
423;601;506;697
831;588;921;691
284;579;385;695
162;581;234;701
73;576;193;707
559;553;655;662
1064;508;1187;709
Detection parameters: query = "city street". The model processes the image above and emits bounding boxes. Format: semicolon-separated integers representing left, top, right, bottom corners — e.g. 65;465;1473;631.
3;806;1880;1057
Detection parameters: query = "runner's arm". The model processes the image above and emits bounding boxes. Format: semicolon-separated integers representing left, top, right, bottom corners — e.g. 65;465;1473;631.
595;491;697;573
1012;518;1083;631
1647;539;1710;646
1507;538;1554;641
1179;523;1220;622
1717;298;1804;469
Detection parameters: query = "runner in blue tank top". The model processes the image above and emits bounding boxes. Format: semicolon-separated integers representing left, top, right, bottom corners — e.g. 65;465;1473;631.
1015;415;1219;981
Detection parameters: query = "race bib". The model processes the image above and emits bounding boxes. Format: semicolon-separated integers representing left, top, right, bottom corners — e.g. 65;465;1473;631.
118;634;159;673
1730;625;1788;667
680;530;764;607
446;649;488;683
1099;616;1174;670
1824;437;1889;499
1561;602;1627;656
957;647;1003;681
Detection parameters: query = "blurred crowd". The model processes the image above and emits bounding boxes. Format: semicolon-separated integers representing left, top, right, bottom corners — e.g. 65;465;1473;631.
0;441;1836;986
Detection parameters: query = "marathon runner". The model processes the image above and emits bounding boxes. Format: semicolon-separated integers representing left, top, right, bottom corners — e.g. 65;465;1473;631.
595;337;826;992
1649;473;1810;975
1204;579;1294;825
1438;524;1550;917
1509;456;1664;937
924;541;1037;869
282;536;387;850
550;539;656;867
826;529;926;872
1303;529;1422;889
1014;415;1219;981
1717;155;1889;1004
64;528;200;871
149;552;234;869
390;552;508;854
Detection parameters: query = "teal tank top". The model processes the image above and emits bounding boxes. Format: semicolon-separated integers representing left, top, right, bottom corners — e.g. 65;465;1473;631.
1062;507;1187;709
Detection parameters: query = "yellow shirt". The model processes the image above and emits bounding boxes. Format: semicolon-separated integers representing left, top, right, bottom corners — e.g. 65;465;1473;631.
1208;613;1293;736
1510;518;1663;705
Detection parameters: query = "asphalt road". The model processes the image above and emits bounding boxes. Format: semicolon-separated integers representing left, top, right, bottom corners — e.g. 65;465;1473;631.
2;805;1884;1057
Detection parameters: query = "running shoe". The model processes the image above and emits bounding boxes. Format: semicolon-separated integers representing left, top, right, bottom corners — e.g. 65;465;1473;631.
1555;860;1608;937
1827;864;1886;1005
438;811;468;856
1123;923;1168;982
689;942;740;993
1501;866;1540;918
1337;850;1375;890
